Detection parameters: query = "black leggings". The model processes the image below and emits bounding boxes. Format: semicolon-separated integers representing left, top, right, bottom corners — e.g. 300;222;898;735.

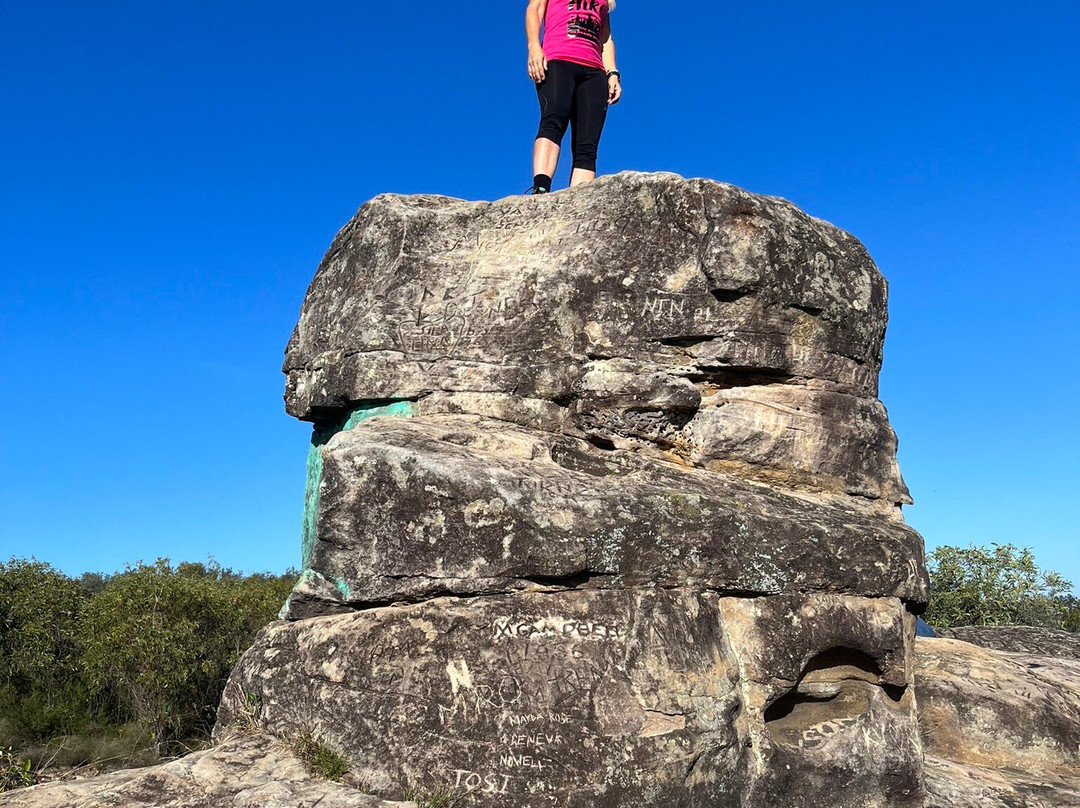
535;59;609;172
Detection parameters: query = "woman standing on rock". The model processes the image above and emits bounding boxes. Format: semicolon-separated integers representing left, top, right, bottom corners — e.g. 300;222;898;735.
526;0;621;193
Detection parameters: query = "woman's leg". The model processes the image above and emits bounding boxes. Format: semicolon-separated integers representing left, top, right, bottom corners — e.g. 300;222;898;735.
534;61;575;188
568;68;609;187
569;166;595;186
533;139;560;181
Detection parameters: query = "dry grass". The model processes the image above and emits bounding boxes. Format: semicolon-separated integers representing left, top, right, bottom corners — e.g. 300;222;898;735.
8;723;162;785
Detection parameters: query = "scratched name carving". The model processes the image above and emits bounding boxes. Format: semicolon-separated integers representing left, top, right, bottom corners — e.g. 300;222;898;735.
451;769;511;794
491;615;624;641
393;286;539;353
506;731;564;748
498;751;554;772
594;289;720;325
795;716;860;749
504;475;585;499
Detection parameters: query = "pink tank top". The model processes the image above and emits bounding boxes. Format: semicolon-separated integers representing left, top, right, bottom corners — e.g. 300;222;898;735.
543;0;610;71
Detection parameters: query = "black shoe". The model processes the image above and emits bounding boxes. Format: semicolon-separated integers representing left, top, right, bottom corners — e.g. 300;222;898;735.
525;184;550;195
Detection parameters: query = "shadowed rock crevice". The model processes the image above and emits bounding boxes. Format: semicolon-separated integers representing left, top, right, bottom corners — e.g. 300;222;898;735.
764;647;907;730
801;647;885;680
764;688;840;724
680;367;798;388
518;571;616;590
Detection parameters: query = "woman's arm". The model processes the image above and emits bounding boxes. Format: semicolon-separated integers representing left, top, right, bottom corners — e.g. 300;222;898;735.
526;0;549;82
602;17;621;104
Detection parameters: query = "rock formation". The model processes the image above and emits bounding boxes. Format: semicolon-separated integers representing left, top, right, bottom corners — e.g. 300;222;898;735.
915;627;1080;807
215;172;931;807
937;624;1080;658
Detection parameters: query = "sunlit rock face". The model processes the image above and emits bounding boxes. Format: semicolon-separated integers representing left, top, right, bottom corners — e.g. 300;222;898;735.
217;172;931;807
916;628;1080;807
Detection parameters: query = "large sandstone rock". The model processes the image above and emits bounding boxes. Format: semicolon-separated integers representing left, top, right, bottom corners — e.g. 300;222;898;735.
0;735;414;808
915;635;1080;807
211;172;933;807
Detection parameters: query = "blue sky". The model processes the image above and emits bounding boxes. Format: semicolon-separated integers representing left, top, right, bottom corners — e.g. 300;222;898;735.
2;1;1077;587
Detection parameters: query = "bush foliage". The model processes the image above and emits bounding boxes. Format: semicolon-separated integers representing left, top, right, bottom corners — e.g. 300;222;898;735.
0;560;89;741
926;543;1079;630
0;558;294;760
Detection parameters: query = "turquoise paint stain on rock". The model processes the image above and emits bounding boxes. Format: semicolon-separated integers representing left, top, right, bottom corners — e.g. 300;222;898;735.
300;400;416;570
333;577;354;600
276;569;357;619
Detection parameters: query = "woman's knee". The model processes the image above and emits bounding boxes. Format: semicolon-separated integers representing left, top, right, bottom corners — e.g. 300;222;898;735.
536;114;570;144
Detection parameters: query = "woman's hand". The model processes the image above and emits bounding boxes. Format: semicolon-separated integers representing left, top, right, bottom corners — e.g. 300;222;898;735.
608;75;622;105
528;44;548;82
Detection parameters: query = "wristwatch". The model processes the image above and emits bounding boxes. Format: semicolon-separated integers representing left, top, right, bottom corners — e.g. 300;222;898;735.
607;70;621;80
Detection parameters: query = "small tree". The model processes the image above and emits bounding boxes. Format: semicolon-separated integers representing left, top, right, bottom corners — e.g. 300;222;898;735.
0;558;89;739
926;543;1074;629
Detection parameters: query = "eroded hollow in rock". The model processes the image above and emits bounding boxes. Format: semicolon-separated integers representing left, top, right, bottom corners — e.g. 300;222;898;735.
764;647;908;744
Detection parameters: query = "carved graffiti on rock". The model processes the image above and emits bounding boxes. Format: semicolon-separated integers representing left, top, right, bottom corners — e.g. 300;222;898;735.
491;616;624;642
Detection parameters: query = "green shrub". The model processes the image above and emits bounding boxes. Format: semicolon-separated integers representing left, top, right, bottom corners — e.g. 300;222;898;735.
0;747;34;792
926;543;1075;629
1065;601;1080;633
78;560;292;753
0;556;294;769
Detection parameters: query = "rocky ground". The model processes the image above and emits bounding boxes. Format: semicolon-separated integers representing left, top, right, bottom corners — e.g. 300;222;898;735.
9;628;1077;807
917;626;1080;807
0;734;414;808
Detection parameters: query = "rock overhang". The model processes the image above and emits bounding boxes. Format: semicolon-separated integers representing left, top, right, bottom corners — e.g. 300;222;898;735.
283;171;889;415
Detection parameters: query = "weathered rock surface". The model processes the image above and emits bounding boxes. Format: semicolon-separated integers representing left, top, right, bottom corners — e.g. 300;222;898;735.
214;172;933;807
286;413;925;618
219;592;922;808
915;635;1080;807
922;757;1080;808
938;625;1080;659
0;735;414;808
283;172;910;507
